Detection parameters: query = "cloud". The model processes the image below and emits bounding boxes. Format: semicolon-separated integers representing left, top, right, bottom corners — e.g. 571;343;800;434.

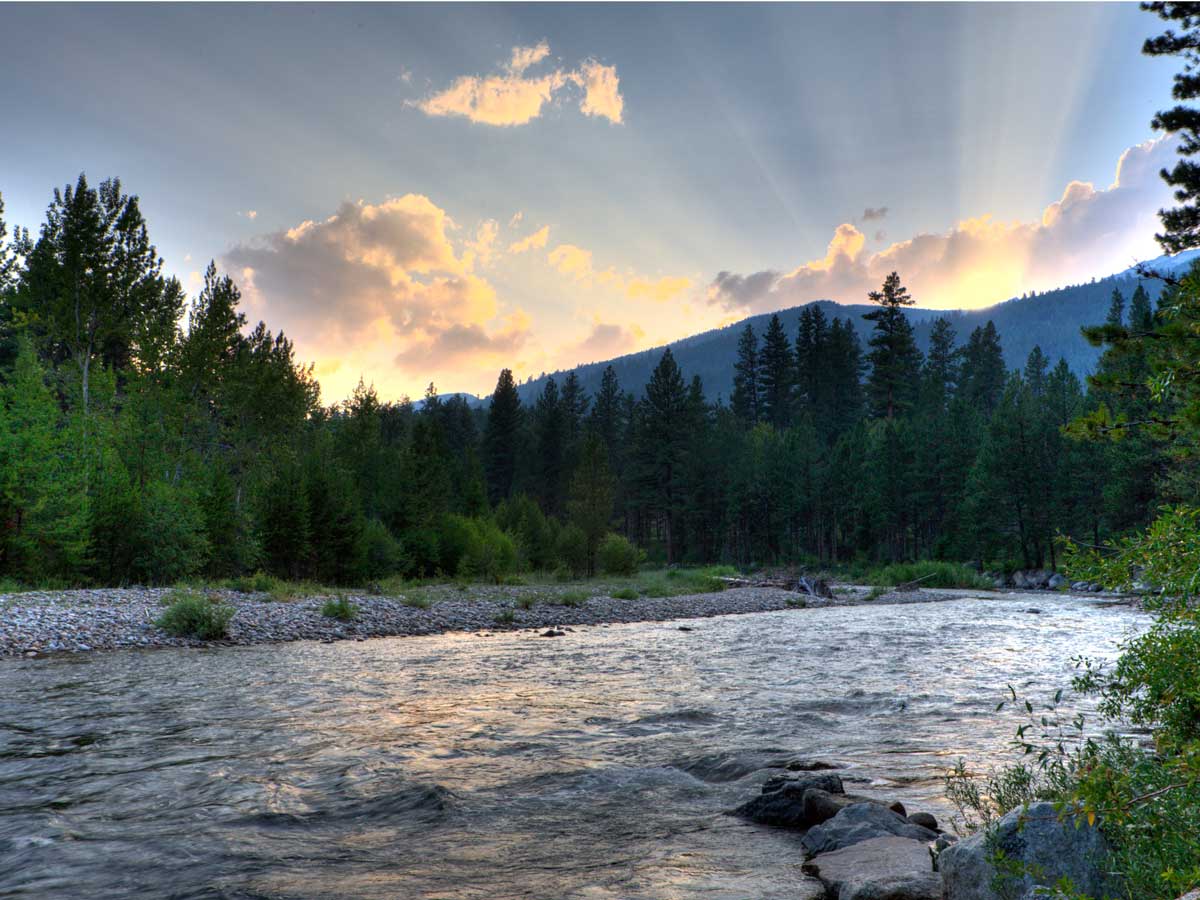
237;210;258;220
569;60;624;124
223;194;529;397
414;42;623;126
548;241;692;301
566;321;644;363
509;224;550;253
862;206;888;221
708;136;1180;313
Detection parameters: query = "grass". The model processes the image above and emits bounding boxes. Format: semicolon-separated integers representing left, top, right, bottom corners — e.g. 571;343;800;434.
155;589;234;639
611;587;639;600
402;594;432;609
494;608;515;626
864;585;888;602
550;590;589;607
863;560;993;590
320;596;359;621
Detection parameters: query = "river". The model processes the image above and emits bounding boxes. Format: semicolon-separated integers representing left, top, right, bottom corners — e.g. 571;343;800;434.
0;593;1145;899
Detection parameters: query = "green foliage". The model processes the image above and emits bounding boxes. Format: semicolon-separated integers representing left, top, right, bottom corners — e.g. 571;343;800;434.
320;596;358;621
458;518;519;583
555;522;589;578
610;587;638;600
155;589;234;639
224;571;277;594
597;532;641;576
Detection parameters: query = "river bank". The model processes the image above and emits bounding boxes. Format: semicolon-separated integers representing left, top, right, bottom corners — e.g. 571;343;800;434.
0;581;1006;658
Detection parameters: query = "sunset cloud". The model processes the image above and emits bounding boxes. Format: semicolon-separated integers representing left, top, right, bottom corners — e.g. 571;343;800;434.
547;241;691;301
565;321;644;364
415;42;623;126
509;224;550;253
708;136;1179;313
224;194;529;400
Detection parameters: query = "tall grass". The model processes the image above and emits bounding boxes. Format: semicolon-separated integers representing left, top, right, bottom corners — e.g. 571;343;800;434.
155;589;234;639
865;560;992;589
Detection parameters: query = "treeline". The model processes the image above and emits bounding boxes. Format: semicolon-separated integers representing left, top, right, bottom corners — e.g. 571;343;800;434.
0;176;1179;587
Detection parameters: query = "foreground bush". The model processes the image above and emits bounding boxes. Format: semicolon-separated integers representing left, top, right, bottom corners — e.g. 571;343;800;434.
155;590;234;639
597;533;640;576
320;596;358;621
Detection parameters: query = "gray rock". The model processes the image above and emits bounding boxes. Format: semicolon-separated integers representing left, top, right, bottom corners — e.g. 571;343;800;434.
805;835;939;900
761;771;844;796
907;811;938;831
1047;573;1067;590
888;801;907;818
802;803;939;855
940;802;1115;900
734;774;844;827
802;788;875;826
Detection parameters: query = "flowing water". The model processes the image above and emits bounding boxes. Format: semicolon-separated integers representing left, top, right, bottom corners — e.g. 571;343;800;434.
0;593;1145;899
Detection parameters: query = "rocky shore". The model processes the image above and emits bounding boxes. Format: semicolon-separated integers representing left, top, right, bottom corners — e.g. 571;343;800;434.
730;770;1118;900
0;582;975;658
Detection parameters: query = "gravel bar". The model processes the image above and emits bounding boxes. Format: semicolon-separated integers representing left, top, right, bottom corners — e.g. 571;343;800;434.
0;584;976;658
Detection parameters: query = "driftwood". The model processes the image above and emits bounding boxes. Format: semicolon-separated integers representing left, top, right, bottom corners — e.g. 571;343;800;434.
718;574;834;599
893;572;937;592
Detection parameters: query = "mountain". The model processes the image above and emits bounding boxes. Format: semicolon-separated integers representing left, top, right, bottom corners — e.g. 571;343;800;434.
497;253;1192;408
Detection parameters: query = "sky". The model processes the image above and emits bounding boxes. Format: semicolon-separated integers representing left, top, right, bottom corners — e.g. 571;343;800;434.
0;2;1183;402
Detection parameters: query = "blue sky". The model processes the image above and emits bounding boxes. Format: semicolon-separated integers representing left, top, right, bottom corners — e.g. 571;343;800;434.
0;2;1180;400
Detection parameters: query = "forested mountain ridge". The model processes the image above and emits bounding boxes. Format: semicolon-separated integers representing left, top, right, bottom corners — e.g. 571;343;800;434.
502;251;1198;407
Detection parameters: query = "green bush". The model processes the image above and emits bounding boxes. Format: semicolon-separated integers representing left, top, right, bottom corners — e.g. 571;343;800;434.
225;571;278;593
495;494;557;571
321;596;359;621
155;589;234;639
358;518;405;581
556;523;589;577
437;514;476;576
611;587;638;600
459;519;519;583
401;526;441;578
597;533;641;576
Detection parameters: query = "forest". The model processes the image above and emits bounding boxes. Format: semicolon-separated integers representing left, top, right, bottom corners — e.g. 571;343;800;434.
0;176;1183;589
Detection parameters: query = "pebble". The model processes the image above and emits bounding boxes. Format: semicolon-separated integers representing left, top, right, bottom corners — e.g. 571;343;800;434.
0;584;968;659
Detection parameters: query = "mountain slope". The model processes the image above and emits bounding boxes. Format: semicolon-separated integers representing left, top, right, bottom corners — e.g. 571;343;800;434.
500;256;1187;407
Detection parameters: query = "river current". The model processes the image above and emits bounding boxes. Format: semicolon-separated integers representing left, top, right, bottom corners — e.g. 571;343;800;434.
0;593;1145;899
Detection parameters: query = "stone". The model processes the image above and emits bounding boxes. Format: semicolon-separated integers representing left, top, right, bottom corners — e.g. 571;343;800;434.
803;788;873;826
1047;573;1067;590
888;801;907;817
907;811;938;832
939;802;1115;900
734;774;845;827
804;835;939;900
802;803;939;855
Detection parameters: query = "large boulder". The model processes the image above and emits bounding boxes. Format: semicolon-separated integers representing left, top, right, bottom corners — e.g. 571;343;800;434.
732;773;845;827
802;803;939;855
804;835;941;900
939;802;1116;900
1047;573;1067;590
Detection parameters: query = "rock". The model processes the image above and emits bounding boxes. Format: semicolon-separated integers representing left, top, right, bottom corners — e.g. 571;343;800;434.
1047;573;1067;590
540;629;565;637
888;801;907;817
802;803;939;855
1071;581;1090;592
804;835;940;900
783;757;842;771
1024;608;1041;615
907;811;938;831
734;774;844;827
677;625;694;631
939;801;1115;900
761;771;844;796
803;788;873;826
934;833;957;853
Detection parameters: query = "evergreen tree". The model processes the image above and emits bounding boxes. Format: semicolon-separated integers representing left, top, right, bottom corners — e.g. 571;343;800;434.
636;349;689;562
864;272;922;419
483;368;522;504
588;365;623;462
731;322;761;426
826;318;865;440
758;314;795;428
567;434;614;576
534;377;565;516
1106;287;1126;327
959;322;1007;415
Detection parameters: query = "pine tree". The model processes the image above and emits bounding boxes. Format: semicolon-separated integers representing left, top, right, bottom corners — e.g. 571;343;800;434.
922;317;960;413
1128;284;1154;331
588;365;623;462
483;369;522;504
1106;287;1126;327
960;322;1007;415
534;377;566;516
567;434;614;575
864;272;922;419
826;318;865;440
731;323;761;426
637;349;689;562
758;314;795;428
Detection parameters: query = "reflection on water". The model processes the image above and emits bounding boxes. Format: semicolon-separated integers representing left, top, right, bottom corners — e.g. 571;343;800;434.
0;594;1144;898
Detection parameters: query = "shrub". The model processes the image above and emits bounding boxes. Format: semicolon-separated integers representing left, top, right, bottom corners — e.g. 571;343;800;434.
553;590;588;607
556;523;589;577
495;494;557;571
225;571;278;594
321;596;359;621
358;518;405;581
155;589;234;639
402;594;431;609
401;526;441;578
459;519;519;583
597;533;640;576
611;587;638;600
437;514;476;576
494;608;515;626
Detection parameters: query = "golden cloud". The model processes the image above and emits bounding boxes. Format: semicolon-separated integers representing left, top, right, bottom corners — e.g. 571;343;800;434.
509;224;550;254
